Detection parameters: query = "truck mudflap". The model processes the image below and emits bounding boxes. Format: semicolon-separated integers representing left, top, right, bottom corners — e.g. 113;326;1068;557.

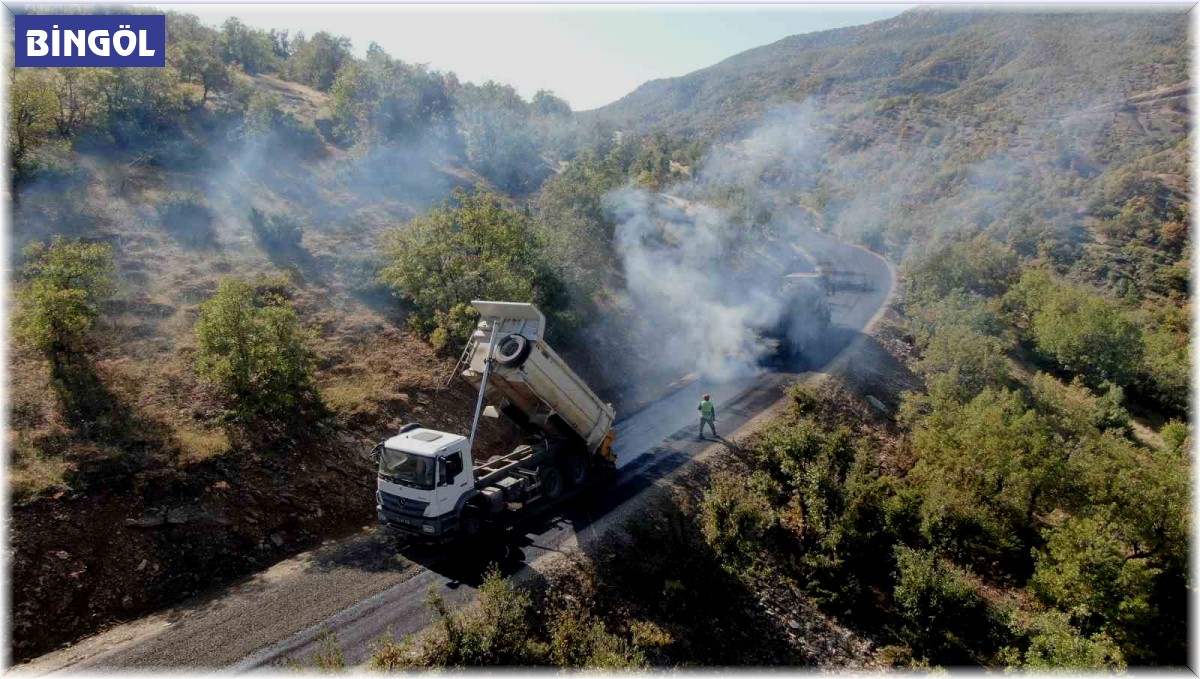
598;428;617;465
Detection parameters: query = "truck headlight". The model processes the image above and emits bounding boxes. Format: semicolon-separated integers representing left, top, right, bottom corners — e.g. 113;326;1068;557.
421;524;436;534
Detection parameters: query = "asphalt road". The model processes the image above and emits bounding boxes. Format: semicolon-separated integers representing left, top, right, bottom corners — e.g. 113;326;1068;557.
16;228;893;673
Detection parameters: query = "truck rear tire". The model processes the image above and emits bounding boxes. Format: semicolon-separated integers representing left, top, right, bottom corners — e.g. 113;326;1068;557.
538;465;564;501
563;453;588;487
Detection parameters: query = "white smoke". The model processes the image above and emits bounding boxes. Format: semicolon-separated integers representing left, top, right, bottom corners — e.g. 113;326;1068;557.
603;104;829;382
605;189;783;380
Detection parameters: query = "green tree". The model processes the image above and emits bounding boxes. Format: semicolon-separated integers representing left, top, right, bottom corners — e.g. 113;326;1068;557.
13;238;114;372
234;91;321;153
286;31;352;91
906;237;1019;301
1006;270;1144;389
904;289;1007;349
700;471;777;569
1004;610;1125;670
1002;267;1057;320
378;188;566;351
174;40;231;104
219;18;276;74
9;70;58;174
914;325;1011;404
891;546;989;663
750;413;858;554
454;81;546;193
371;565;646;669
1030;513;1159;650
326;48;455;146
531;89;571;117
532;149;625;298
1031;288;1143;388
194;277;318;421
49;68;96;137
1160;420;1189;456
1027;373;1128;437
1068;431;1188;561
267;28;291;60
529;89;575;157
241;91;285;135
249;208;303;252
418;566;543;666
87;66;189;135
904;386;1063;561
1136;307;1188;414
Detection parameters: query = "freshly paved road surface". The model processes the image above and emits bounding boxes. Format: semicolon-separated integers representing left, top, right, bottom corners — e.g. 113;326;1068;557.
16;228;893;672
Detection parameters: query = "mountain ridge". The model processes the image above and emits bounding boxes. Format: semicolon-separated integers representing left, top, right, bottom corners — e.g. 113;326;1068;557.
586;7;1188;138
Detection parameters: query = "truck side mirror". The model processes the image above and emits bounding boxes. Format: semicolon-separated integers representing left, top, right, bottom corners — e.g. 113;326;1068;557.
437;458;449;486
363;443;382;464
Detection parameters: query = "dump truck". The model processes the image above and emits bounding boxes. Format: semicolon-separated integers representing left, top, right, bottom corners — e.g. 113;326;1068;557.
370;301;617;541
758;272;831;366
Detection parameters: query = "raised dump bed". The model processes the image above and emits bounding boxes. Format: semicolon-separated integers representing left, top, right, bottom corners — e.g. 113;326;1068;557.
461;301;616;455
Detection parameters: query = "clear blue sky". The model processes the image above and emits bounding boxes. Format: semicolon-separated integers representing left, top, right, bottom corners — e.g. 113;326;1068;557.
168;4;911;110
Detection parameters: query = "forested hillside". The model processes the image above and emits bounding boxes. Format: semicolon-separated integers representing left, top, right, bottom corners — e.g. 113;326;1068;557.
7;5;1192;668
586;8;1190;417
592;10;1186;137
561;7;1191;669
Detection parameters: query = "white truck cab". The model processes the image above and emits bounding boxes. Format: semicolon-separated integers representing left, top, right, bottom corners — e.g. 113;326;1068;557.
374;427;474;538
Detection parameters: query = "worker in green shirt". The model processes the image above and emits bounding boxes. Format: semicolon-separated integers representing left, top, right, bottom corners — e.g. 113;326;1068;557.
698;394;718;439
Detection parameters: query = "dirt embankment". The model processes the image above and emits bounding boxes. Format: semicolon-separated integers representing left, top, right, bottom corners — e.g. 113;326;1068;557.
9;376;520;664
6;71;493;663
10;429;372;662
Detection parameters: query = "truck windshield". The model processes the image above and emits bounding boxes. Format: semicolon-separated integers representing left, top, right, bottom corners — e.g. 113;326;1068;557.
378;447;436;490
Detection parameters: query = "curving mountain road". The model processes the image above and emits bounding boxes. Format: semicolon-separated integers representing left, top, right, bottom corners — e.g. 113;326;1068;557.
16;228;893;673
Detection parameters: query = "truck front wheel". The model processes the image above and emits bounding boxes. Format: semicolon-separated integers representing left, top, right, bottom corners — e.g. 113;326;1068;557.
539;466;564;501
459;506;484;537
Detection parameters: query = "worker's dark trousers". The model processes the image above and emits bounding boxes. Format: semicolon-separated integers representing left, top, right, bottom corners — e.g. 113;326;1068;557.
700;418;717;437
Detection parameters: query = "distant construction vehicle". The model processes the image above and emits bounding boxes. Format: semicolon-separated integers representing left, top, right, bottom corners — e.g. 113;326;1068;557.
758;272;832;366
814;258;876;294
370;301;616;541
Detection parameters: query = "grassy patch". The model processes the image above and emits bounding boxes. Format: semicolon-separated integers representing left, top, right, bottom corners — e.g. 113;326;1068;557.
10;441;71;500
319;373;396;421
174;425;231;463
